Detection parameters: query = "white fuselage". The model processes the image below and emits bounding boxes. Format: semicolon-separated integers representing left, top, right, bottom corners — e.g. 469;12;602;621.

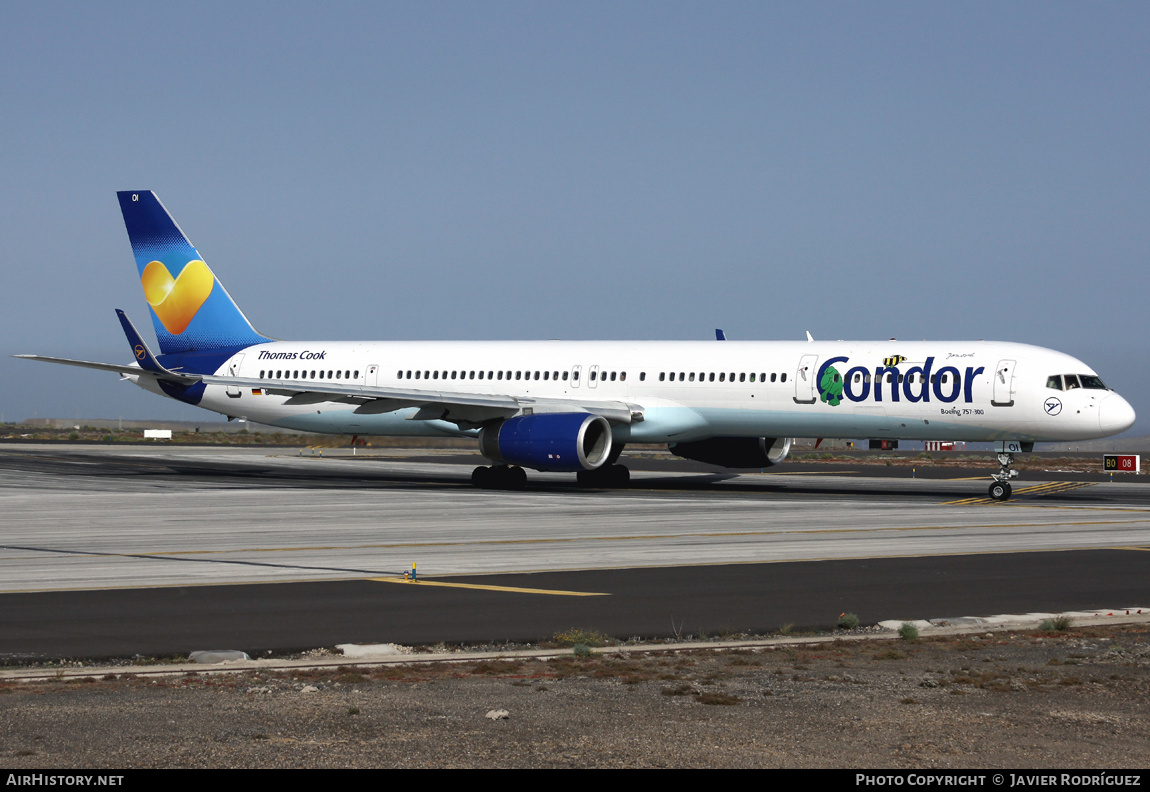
133;339;1135;445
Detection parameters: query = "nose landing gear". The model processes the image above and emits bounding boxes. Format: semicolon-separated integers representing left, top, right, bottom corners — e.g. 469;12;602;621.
988;452;1019;501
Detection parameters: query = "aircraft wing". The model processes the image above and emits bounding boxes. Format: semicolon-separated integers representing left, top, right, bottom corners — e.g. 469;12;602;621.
20;309;642;427
199;374;642;426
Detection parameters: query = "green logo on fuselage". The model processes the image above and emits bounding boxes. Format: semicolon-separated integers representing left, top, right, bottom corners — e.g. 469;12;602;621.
819;365;844;406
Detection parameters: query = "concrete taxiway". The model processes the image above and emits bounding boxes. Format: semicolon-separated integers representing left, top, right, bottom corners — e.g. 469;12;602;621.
0;444;1147;657
1;444;1147;592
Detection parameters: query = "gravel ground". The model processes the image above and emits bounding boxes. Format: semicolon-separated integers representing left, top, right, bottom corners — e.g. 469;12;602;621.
2;622;1149;769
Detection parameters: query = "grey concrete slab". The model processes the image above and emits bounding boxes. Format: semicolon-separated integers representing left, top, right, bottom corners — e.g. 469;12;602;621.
1;445;1147;593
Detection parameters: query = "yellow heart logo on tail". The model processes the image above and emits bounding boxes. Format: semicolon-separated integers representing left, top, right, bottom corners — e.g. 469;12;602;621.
141;260;215;334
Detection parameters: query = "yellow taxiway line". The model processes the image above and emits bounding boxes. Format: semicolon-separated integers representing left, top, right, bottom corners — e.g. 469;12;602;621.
369;577;609;596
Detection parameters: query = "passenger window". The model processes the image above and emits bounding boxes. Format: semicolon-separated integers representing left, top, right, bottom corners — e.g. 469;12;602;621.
719;373;726;382
750;373;756;382
739;373;746;382
562;371;568;380
610;372;616;382
638;372;644;381
620;372;627;382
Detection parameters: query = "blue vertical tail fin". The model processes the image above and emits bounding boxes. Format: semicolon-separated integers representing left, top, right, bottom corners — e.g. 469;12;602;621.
117;191;270;354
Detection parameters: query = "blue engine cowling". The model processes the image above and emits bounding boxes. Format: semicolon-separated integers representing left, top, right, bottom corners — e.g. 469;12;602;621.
670;437;792;468
479;413;613;472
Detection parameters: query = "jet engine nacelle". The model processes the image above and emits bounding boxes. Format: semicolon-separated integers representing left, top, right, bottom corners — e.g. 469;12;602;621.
670;436;792;468
479;413;613;472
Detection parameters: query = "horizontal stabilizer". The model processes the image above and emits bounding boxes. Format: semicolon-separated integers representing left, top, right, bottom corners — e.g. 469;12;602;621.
13;354;144;377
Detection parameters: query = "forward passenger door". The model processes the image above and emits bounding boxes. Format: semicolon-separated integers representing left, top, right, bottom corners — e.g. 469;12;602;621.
794;354;818;404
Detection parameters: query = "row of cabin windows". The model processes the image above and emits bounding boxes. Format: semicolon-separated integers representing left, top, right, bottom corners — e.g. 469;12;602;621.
398;369;578;382
254;367;824;387
393;369;638;383
393;368;797;385
659;371;788;383
260;369;359;380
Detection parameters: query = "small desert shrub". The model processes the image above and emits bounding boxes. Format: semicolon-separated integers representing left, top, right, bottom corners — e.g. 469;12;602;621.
899;622;920;641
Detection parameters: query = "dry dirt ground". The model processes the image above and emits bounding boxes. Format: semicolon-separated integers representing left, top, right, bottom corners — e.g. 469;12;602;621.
2;623;1149;769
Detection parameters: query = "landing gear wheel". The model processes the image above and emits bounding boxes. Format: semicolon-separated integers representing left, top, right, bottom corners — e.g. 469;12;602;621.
609;464;630;486
576;464;630;488
506;465;527;490
986;450;1019;501
988;481;1012;501
471;465;526;490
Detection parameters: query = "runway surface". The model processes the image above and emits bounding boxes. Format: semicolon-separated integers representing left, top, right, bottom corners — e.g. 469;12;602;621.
1;444;1147;658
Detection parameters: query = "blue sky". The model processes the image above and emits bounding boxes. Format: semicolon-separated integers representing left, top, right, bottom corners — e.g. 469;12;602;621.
2;2;1147;434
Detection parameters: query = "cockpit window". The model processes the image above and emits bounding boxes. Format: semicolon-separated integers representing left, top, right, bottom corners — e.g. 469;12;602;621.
1064;374;1080;390
1079;374;1107;389
1046;375;1063;390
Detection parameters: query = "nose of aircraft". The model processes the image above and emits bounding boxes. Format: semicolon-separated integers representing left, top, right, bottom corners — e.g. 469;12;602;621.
1099;393;1137;435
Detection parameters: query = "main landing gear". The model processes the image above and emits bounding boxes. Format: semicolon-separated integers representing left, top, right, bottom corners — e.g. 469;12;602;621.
471;465;527;490
988;452;1019;501
470;463;631;489
576;464;630;488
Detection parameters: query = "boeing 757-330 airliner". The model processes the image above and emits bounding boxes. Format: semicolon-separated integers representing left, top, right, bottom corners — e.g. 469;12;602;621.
18;191;1136;499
